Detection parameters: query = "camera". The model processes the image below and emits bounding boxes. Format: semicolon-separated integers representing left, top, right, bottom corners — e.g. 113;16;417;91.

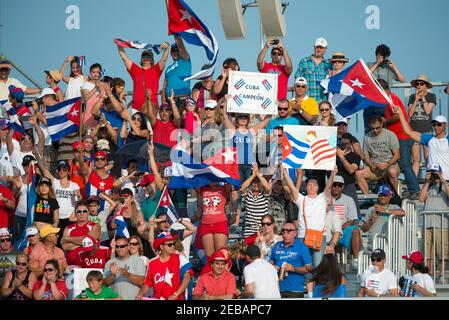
271;39;280;45
24;97;43;108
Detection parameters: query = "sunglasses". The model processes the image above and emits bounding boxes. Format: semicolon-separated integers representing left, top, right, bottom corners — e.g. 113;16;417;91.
272;52;283;56
129;242;139;246
277;134;283;137
295;85;306;89
43;268;55;272
116;244;128;249
163;242;175;247
204;107;215;111
132;117;142;122
157;220;167;224
16;262;28;266
371;258;382;263
27;234;37;238
0;67;10;72
160;108;171;112
332;183;344;188
432;122;443;127
278;107;288;111
76;209;88;214
281;229;295;233
0;238;11;243
261;222;273;227
94;157;106;161
320;108;330;112
415;82;426;86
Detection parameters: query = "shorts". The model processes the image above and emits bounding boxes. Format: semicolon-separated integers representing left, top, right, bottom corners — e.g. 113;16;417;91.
337;226;359;251
365;164;400;181
425;228;449;259
197;220;229;238
413;131;432;145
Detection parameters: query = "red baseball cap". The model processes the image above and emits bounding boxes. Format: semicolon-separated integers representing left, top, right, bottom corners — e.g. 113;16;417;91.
402;250;424;264
137;173;155;187
211;249;227;262
94;151;108;159
72;141;86;151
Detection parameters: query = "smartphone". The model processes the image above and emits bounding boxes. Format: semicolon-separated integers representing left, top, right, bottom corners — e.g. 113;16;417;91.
271;39;280;45
20;115;31;121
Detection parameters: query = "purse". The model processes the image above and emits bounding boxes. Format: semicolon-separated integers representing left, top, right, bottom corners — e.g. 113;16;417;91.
302;198;324;251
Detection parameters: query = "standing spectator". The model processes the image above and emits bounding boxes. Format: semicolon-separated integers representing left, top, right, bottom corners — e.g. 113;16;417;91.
182;97;201;137
32;259;68;300
0;57;40;101
356;115;400;195
192;74;214;112
61;201;101;266
137;232;193;300
269;222;312;298
44;70;64;102
361;185;405;251
194;99;223;158
294;37;332;103
29;225;67;277
103;237;146;300
193;249;236;300
257;38;292;100
382;79;419;198
116;41;170;110
402;250;436;297
81;63;104;128
87;195;111;246
367;44;405;85
254;214;282;262
327;52;349;77
265;99;300;134
243;245;281;299
213;58;240;101
161;35;191;106
0;228;13;254
288;77;319;125
33;177;60;230
308;253;347;298
59;56;89;99
408;75;437;176
358;249;398;297
75;270;122;300
315;100;336;126
120;110;151;144
77;236;111;269
1;253;37;300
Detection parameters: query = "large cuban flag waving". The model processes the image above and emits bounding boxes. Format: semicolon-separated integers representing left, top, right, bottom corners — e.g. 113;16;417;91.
320;58;392;117
46;97;82;141
167;0;219;81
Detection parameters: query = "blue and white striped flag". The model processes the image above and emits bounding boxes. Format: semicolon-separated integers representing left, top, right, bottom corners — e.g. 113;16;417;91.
46;97;81;141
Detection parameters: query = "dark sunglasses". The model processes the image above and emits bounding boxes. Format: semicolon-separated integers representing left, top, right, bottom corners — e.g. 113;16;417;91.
261;222;273;227
278;107;289;111
94;157;106;161
332;183;344;188
132;117;142;122
163;242;175;247
116;244;128;249
432;122;443;127
16;262;28;266
204;107;215;111
281;229;295;233
320;108;330;112
415;82;426;86
0;238;11;243
129;242;139;246
27;234;37;238
43;268;55;272
371;258;382;263
160;108;171;112
295;85;306;89
277;134;283;137
272;52;283;56
76;209;88;214
0;67;10;72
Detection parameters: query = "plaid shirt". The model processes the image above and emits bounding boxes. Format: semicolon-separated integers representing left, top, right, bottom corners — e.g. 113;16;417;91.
294;55;332;103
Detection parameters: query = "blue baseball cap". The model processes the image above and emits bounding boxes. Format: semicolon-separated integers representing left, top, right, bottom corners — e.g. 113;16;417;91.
8;85;24;101
378;185;393;196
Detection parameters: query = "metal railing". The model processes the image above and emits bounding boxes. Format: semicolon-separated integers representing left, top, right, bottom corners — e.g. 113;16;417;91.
402;200;419;275
387;215;405;278
422;210;449;287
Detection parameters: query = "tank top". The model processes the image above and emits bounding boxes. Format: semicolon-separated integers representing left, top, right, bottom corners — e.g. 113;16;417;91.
15;182;28;217
231;129;255;165
6;270;32;300
65;75;85;99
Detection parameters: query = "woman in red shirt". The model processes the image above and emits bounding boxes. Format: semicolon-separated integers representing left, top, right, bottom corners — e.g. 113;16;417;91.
32;259;68;300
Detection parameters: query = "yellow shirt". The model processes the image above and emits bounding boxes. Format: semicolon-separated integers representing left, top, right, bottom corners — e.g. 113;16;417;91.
288;95;319;116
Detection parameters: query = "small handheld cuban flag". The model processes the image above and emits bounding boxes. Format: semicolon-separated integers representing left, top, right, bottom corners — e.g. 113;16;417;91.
114;38;161;55
75;56;86;67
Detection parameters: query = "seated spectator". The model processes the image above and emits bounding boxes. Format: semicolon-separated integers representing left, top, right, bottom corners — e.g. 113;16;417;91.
254;214;282;262
243;245;281;299
361;185;405;251
33;177;60;230
59;55;89;99
367;44;405;85
356;114;400;195
23;226;39;255
1;252;37;300
0;228;13;254
0;183;15;238
358;249;398;297
75;270;122;300
288;77;319;125
77;236;111;269
213;58;240;101
265;99;300;135
32;259;68;300
336;118;363;159
193;249;236;300
307;253;347;298
402;250;436;297
120;110;150;144
128;234;149;267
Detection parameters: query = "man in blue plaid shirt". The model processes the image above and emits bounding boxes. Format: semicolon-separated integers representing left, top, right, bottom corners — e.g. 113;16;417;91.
294;37;332;103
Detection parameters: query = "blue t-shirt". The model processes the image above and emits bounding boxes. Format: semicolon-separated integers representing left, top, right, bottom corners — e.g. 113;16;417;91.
231;129;256;165
165;57;192;97
265;116;300;134
313;284;346;298
269;239;312;293
99;109;123;129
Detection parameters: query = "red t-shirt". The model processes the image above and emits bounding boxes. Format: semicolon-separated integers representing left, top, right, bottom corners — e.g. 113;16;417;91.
0;185;14;228
193;270;236;297
144;253;193;300
65;221;98;266
152;119;178;148
262;62;289;100
78;246;111;268
200;186;227;225
129;62;162;109
32;279;68;300
385;92;409;140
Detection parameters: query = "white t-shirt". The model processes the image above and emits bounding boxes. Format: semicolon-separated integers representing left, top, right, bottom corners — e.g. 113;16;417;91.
411;273;436;297
295;192;328;238
11;149;33;176
15;182;28;217
243;258;281;299
0;140;20;176
362;266;398;295
324;210;342;244
421;134;449;180
52;179;80;219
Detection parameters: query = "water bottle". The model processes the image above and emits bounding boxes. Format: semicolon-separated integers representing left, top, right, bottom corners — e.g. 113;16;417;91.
80;290;88;299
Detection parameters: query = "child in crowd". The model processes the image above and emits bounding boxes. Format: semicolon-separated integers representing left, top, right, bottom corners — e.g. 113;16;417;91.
75;270;121;300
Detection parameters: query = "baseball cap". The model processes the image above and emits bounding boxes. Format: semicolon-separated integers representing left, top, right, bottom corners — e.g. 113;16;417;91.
0;227;11;238
72;141;86;151
245;245;261;259
22;155;36;166
44;70;62;83
211;249;228;262
184;97;196;107
153;231;178;251
137;173;155;187
314;37;328;48
94;151;108;159
57;160;69;170
0;119;8;130
87;195;101;204
39;224;60;238
159;103;171;110
26;226;39;237
378;184;393;196
37;87;56;99
204;100;217;109
8;85;25;101
427;163;442;173
120;188;134;197
402;250;424;264
431;115;447;125
333;175;345;185
38;177;52;186
82;236;96;252
370;248;386;260
294;77;308;86
96;139;110;151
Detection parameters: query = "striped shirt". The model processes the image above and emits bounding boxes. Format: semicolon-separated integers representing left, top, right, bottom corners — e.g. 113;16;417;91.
294;55;332;103
243;190;269;238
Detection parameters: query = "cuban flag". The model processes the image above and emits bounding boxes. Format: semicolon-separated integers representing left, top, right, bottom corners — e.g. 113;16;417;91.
169;146;241;189
46;97;81;141
233;95;243;107
167;0;219;81
114;38;161;54
261;98;272;109
114;208;130;238
76;55;86;67
3;107;26;135
262;79;272;91
13;163;37;252
234;79;245;90
281;131;310;169
320;58;392;117
156;186;180;224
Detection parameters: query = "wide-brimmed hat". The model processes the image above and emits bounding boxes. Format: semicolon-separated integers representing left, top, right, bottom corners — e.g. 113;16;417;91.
329;52;349;63
411;75;432;89
153;231;178;251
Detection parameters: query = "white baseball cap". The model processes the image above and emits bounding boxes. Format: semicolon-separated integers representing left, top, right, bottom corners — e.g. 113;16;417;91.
37;87;56;99
26;226;39;237
295;77;308;86
431;115;447;124
315;37;328;48
334;175;345;185
0;227;11;238
204;100;217;109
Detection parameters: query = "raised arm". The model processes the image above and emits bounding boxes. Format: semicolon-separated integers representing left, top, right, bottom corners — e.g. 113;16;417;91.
256;39;270;71
392;105;421;142
148;142;165;191
59;56;74;83
222;96;236;130
168;90;181;128
115;42;133;70
144;89;157;127
157;42;170;71
324;166;337;199
33;147;55;182
213;68;228;95
174;35;189;61
278;41;292;75
28;115;45;156
282;165;299;203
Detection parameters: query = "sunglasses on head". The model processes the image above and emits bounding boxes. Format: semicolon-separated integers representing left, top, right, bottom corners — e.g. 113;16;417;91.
163;242;175;247
76;209;88;214
116;244;128;249
94;157;106;161
281;228;295;233
261;222;273;227
43;267;55;272
333;183;344;188
16;261;28;266
0;238;11;243
432;122;443;127
295;85;306;89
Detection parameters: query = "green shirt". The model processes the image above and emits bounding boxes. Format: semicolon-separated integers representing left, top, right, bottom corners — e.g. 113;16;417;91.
76;286;120;300
141;189;162;221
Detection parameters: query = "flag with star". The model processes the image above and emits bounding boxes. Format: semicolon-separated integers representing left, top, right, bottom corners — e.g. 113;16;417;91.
320;58;392;117
169;145;241;189
155;186;180;224
45;97;82;141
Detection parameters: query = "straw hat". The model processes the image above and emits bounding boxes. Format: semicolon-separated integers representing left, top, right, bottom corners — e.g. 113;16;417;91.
411;75;432;89
329;52;349;63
